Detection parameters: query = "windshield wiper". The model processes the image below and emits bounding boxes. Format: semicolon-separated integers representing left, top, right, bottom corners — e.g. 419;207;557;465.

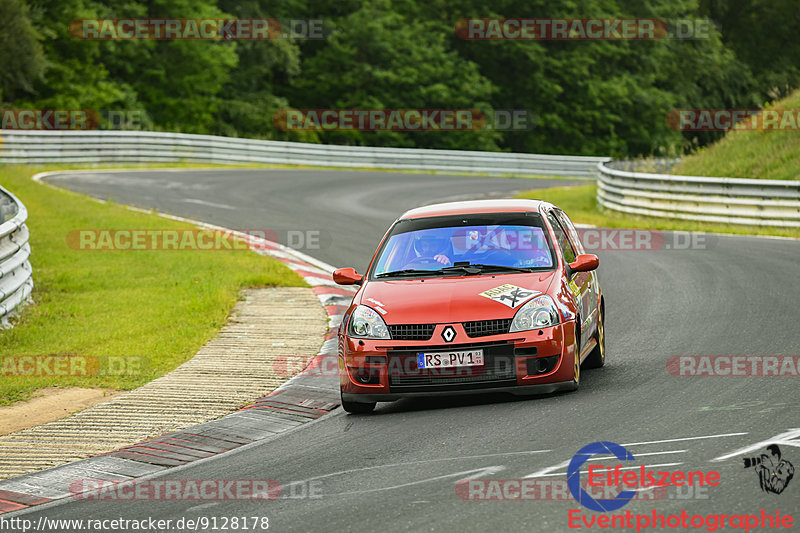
375;269;440;278
437;262;483;275
440;262;536;274
376;263;537;279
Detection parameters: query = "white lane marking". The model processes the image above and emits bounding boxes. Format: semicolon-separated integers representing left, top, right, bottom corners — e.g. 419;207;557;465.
523;451;685;479
286;450;550;486
522;430;749;479
331;465;505;496
712;428;800;462
524;459;571;479
528;462;685;479
183;198;236;210
185;502;219;512
621;432;748;447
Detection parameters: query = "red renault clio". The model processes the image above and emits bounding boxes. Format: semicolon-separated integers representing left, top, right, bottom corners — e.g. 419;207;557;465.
333;199;604;413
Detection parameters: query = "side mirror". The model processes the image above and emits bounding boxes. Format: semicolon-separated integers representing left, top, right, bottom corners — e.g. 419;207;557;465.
569;254;599;273
333;267;364;286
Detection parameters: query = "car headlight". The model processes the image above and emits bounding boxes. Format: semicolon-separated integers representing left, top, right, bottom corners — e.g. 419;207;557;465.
509;295;560;332
348;305;390;339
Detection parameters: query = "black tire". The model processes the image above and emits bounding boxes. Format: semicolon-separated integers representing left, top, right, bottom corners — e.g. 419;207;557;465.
583;305;605;369
341;398;376;414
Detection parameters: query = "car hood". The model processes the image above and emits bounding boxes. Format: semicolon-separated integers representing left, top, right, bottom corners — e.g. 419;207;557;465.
357;272;558;323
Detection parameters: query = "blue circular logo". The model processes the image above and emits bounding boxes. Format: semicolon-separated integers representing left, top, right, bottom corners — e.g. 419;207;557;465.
567;441;637;512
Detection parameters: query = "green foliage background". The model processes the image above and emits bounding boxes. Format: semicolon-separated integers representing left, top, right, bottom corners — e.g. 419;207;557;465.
1;0;797;158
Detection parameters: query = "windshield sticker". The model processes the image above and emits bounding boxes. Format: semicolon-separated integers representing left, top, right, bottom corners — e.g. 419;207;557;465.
479;284;540;308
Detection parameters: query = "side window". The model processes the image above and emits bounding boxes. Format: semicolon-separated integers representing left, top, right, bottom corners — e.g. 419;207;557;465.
546;212;576;264
554;209;584;255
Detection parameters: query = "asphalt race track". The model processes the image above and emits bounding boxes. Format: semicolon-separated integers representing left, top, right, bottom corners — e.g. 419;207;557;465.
44;169;568;272
22;169;800;531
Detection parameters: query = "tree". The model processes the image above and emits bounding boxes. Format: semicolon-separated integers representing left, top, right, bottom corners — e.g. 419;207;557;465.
291;0;501;150
0;0;46;102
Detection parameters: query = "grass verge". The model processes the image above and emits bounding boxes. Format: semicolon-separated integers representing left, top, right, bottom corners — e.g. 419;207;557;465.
672;89;800;180
0;165;306;406
516;184;800;238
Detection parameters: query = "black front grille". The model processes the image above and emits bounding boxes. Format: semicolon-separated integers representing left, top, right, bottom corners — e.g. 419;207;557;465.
387;342;517;392
462;318;512;338
388;324;435;341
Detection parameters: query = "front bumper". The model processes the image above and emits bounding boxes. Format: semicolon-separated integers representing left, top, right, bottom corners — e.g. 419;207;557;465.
339;320;578;402
342;381;577;402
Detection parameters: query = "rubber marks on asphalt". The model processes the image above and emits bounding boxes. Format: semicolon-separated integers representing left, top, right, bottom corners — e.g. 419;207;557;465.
243;391;340;419
106;412;299;468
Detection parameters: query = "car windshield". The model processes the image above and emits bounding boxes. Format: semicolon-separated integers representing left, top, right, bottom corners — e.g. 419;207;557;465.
371;213;555;278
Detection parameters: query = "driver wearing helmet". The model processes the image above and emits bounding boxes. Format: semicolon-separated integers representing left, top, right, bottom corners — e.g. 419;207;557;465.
413;233;452;265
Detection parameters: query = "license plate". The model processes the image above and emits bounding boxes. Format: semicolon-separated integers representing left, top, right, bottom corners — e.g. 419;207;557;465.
417;349;484;369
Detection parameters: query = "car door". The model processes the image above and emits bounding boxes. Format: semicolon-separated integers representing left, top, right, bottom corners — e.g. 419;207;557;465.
546;210;591;355
554;209;600;350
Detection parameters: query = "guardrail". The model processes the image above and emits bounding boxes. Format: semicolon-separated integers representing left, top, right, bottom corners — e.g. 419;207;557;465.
0;185;33;324
0;130;608;177
597;161;800;228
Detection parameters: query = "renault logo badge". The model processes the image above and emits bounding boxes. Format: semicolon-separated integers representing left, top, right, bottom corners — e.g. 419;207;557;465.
441;325;456;343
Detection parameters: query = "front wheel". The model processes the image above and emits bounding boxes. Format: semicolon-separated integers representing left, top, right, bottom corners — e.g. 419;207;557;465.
341;396;376;414
583;306;605;369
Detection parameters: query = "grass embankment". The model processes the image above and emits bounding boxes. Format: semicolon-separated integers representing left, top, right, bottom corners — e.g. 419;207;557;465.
515;184;800;238
0;165;306;405
672;89;800;180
